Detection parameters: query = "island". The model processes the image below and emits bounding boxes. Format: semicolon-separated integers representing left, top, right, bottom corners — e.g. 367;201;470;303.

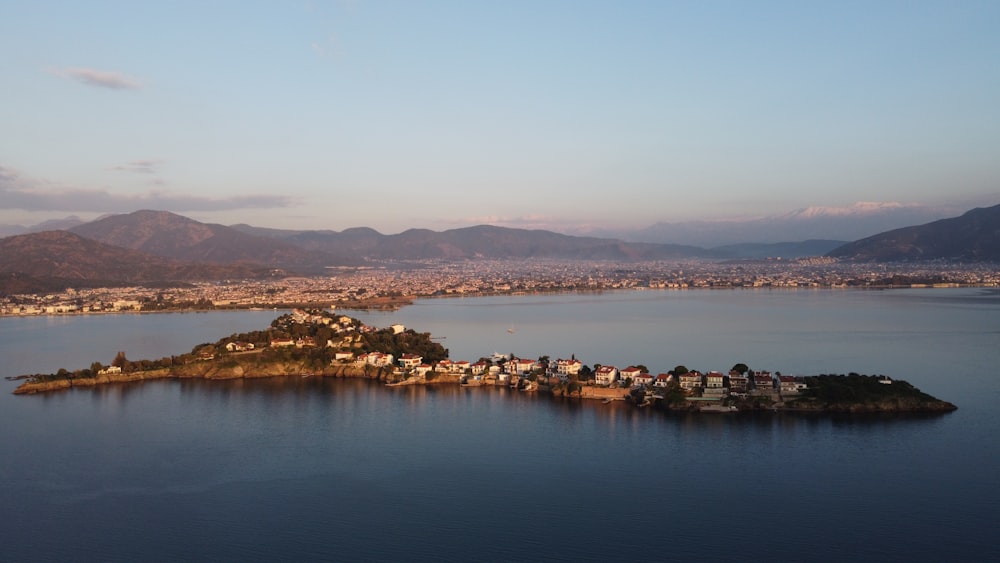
10;309;957;414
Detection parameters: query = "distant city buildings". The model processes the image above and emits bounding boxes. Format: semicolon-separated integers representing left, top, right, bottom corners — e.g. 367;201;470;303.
2;259;998;317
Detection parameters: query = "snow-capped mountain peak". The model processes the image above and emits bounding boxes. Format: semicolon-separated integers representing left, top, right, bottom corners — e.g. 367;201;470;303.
784;202;917;219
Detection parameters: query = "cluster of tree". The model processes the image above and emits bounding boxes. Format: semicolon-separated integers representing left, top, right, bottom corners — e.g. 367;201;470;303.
800;373;931;405
359;328;447;363
138;296;216;311
27;351;185;383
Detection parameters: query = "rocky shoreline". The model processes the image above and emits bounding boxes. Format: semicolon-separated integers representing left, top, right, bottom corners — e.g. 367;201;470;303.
12;361;387;395
10;308;957;414
12;360;957;415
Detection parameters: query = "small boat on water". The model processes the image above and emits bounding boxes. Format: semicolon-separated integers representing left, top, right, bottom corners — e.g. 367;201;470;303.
699;404;738;413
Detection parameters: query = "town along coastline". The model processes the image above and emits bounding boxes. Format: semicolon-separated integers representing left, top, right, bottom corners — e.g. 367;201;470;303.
11;309;957;414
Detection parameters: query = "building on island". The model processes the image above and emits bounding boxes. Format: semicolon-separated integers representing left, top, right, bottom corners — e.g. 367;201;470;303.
594;365;618;386
399;354;423;370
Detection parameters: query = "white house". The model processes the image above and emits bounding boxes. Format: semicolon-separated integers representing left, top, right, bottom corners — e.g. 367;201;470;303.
594;365;618;386
516;358;537;374
620;366;643;382
359;352;394;367
399;354;423;369
654;373;673;387
633;373;654;386
556;358;583;376
729;372;749;393
679;371;703;390
503;357;537;375
706;371;725;388
753;371;774;391
778;375;799;394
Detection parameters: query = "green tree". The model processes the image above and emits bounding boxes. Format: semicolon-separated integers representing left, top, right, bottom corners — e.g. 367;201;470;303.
112;351;130;372
732;363;749;375
661;382;687;405
672;365;689;376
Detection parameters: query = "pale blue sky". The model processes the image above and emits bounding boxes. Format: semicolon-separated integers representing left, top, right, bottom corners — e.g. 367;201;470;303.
1;0;998;233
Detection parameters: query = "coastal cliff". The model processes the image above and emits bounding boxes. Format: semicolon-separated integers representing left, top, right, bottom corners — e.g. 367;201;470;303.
12;360;386;395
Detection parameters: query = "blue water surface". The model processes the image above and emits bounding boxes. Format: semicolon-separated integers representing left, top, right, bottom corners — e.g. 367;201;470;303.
2;289;998;561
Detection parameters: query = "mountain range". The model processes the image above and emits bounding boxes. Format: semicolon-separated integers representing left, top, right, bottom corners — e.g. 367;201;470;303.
68;210;350;269
64;210;726;265
1;203;997;294
0;201;956;246
828;203;1000;261
0;230;266;293
568;202;956;247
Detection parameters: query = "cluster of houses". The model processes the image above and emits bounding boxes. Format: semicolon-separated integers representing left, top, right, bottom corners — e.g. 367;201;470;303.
263;309;376;350
263;311;848;396
338;347;816;396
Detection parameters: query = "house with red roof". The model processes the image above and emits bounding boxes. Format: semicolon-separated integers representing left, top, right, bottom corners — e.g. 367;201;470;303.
753;371;774;391
778;375;799;394
620;366;643;382
556;358;583;376
706;371;725;388
679;371;703;391
594;365;618;386
633;372;654;386
399;354;423;369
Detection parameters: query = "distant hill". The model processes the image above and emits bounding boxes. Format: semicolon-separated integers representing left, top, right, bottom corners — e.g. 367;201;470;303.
580;202;953;247
0;230;267;293
10;204;996;295
711;240;847;260
70;210;351;270
234;223;714;261
0;215;87;238
56;212;719;271
827;203;1000;261
26;215;86;233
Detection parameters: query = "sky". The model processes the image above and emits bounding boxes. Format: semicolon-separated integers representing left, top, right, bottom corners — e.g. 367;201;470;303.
1;0;998;234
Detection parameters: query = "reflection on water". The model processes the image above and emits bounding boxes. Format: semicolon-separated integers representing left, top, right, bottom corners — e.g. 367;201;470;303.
1;290;998;561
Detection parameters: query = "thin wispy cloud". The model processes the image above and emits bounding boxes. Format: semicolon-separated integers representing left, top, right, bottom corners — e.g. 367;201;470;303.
0;166;18;185
110;159;162;174
53;67;142;90
453;214;573;231
0;165;291;212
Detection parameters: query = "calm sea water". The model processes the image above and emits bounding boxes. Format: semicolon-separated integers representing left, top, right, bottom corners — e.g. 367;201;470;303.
1;289;998;562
